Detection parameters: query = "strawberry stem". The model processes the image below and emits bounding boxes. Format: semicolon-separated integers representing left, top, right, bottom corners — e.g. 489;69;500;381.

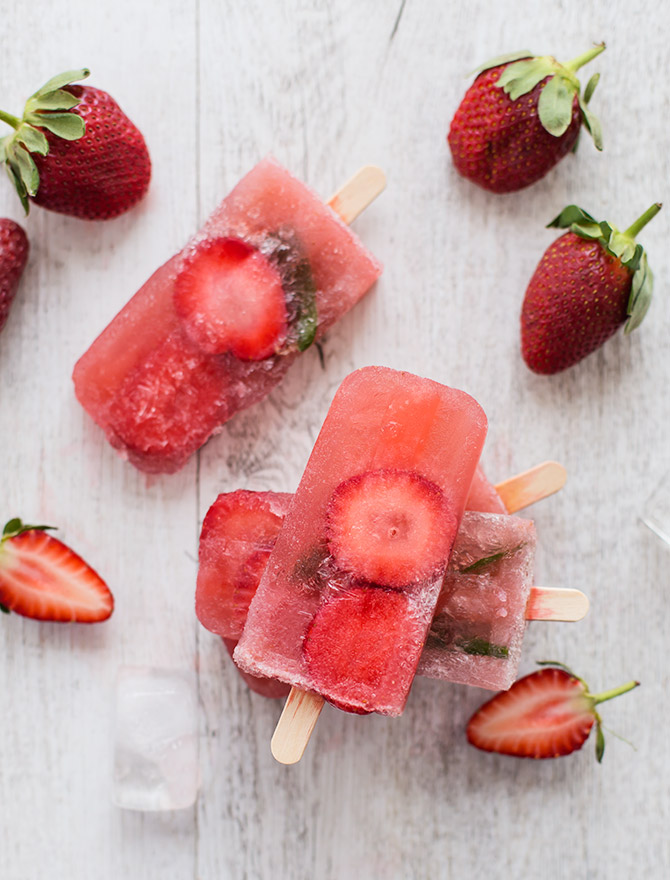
0;109;20;130
623;203;662;239
591;680;639;706
563;43;606;74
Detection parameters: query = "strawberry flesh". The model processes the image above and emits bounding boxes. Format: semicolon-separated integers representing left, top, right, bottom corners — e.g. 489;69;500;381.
325;468;455;588
32;85;151;220
173;237;288;360
448;65;581;193
303;586;425;714
521;232;632;374
0;219;29;333
467;667;595;758
0;529;113;623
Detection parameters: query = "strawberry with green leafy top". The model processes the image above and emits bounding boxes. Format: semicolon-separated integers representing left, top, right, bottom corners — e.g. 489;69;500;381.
0;69;150;219
449;44;605;193
0;518;113;623
467;663;639;761
521;203;661;374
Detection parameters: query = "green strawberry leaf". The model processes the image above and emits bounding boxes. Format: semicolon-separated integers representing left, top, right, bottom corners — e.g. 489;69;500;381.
547;205;597;230
607;230;637;264
595;719;605;763
571;221;604;240
625;253;653;334
25;111;85;141
5;162;29;214
583;72;600;105
26;89;80;114
456;637;509;659
2;518;56;540
468;49;532;78
16;123;49;156
496;56;555;101
11;144;39;196
537;74;577;136
0;603;10;614
578;98;603;151
30;69;90;100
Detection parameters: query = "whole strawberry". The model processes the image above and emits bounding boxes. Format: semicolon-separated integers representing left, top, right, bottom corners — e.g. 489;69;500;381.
467;663;639;761
0;219;29;333
0;69;150;219
521;203;661;374
449;45;605;193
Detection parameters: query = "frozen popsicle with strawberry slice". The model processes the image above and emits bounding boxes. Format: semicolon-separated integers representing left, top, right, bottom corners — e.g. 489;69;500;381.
418;511;536;690
73;158;384;474
233;366;488;718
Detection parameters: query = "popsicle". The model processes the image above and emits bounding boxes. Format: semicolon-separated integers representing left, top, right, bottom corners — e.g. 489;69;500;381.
418;511;536;690
196;462;572;698
197;489;292;699
73;158;384;474
234;366;488;716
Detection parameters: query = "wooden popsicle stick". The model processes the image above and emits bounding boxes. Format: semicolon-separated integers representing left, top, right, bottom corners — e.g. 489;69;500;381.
495;461;567;513
526;587;589;622
271;166;384;766
327;165;386;223
271;688;325;765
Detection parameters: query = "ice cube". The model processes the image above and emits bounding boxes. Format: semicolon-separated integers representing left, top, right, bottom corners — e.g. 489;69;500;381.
113;667;199;811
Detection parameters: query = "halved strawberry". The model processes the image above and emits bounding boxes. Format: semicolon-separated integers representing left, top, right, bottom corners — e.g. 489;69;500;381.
196;490;291;640
173;236;288;360
221;637;290;699
0;518;113;623
303;586;425;714
467;664;639;761
325;469;455;588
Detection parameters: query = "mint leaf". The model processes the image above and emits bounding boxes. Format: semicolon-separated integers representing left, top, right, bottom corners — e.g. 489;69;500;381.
262;231;318;353
456;637;509;659
459;543;523;574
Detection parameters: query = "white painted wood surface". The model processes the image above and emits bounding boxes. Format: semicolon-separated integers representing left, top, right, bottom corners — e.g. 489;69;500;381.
1;1;668;877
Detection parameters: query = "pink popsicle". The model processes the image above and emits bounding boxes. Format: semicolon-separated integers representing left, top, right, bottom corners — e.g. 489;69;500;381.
233;367;487;716
73;157;382;474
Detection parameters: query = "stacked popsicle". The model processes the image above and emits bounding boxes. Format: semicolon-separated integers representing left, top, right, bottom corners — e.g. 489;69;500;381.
196;366;584;760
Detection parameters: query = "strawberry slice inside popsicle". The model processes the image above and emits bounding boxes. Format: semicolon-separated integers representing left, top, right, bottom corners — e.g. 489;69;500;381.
325;469;455;588
174;237;288;360
303;587;425;714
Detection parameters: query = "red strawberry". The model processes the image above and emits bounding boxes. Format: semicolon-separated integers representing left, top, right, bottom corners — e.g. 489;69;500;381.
174;237;288;359
303;586;425;714
521;203;661;373
0;518;113;623
0;69;150;219
0;219;29;333
467;664;639;761
448;45;604;193
325;468;455;588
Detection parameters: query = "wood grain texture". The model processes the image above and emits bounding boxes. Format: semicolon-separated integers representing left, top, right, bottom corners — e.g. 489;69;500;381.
1;0;669;878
